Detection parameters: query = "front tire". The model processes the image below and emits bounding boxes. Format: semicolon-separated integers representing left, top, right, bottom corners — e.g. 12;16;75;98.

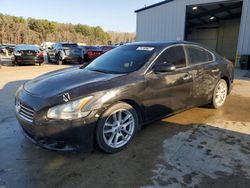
96;102;138;153
212;79;228;109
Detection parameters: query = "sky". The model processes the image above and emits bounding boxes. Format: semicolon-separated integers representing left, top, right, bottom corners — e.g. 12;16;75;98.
0;0;159;33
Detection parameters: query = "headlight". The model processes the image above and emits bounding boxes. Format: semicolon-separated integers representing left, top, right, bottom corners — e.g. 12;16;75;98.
47;96;93;120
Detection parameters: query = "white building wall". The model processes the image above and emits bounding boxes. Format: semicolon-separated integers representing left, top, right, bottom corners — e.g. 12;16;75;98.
136;0;249;55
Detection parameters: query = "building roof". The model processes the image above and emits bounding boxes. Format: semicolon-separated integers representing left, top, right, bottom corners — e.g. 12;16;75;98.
134;0;174;13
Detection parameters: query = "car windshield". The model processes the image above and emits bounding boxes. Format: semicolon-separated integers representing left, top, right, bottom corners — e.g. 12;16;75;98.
85;45;156;74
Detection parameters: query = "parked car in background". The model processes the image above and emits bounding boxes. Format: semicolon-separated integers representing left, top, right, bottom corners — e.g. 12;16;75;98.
81;46;103;62
100;45;115;53
0;44;15;56
12;45;44;66
15;41;234;153
0;46;7;55
41;42;55;51
47;42;84;65
47;43;55;62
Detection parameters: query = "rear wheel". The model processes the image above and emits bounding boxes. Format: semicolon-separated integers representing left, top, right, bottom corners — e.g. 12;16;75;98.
96;102;138;153
212;79;228;109
12;61;17;66
56;55;63;65
47;54;52;63
84;55;90;62
78;58;84;64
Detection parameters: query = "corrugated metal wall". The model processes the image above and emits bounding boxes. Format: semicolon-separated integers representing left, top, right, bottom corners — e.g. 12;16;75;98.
136;0;249;55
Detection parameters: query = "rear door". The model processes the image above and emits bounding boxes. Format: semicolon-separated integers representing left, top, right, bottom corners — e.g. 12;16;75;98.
184;45;221;106
144;45;194;119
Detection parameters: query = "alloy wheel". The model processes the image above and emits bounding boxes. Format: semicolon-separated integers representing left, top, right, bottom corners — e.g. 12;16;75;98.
214;81;227;107
103;109;135;148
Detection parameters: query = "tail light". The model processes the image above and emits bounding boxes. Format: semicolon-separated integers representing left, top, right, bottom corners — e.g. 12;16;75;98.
87;51;94;56
37;52;43;57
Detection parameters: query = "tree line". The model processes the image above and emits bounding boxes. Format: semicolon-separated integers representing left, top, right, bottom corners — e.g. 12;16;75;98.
0;13;135;45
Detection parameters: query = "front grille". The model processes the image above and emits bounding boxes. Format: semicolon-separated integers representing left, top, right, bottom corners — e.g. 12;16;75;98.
16;100;34;123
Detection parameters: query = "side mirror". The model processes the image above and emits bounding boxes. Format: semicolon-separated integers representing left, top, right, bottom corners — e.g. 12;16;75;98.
153;63;176;73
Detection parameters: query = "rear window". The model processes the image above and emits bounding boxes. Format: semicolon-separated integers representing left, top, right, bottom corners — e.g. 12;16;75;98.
186;46;214;65
62;43;78;47
85;46;101;50
15;45;40;51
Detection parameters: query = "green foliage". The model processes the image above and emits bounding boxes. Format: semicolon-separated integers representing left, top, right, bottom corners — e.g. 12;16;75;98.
0;13;112;45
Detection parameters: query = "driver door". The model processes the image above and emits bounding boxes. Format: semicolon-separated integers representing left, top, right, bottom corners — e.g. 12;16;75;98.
144;45;194;120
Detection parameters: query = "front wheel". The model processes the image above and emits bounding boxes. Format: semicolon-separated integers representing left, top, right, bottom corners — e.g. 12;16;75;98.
211;79;228;109
96;102;138;153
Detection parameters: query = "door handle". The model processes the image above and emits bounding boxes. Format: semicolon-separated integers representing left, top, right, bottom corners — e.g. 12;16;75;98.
211;68;219;73
183;74;192;80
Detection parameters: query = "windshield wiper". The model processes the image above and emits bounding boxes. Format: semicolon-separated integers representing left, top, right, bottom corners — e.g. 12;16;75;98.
90;69;122;74
91;69;112;73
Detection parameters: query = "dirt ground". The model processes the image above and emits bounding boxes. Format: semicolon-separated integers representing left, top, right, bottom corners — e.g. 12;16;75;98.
0;60;250;188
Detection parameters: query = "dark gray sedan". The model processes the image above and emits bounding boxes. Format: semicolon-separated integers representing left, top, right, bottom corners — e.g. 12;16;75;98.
15;41;234;153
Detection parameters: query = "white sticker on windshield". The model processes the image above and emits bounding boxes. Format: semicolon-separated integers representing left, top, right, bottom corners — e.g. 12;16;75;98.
136;47;154;51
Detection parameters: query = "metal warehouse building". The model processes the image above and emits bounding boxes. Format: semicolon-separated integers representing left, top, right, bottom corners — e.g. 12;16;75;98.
135;0;250;66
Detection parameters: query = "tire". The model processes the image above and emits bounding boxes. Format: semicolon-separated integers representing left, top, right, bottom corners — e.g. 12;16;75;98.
56;55;63;65
211;79;228;109
12;61;17;66
96;102;139;153
47;54;52;63
84;55;90;62
78;58;84;64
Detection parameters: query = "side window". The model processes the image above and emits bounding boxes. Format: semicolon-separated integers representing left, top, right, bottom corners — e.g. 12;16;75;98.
186;46;214;65
156;46;186;68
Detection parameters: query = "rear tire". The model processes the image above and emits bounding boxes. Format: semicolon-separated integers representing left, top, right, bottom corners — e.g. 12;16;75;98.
96;102;138;153
211;79;228;109
47;54;52;63
56;55;63;65
12;61;17;66
78;58;84;64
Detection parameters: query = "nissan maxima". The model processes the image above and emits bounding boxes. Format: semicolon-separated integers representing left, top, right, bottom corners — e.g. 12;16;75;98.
15;41;234;153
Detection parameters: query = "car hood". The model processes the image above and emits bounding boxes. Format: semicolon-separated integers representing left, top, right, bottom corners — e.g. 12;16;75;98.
24;67;122;98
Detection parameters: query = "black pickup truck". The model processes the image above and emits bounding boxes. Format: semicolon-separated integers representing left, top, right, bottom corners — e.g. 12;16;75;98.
47;42;84;65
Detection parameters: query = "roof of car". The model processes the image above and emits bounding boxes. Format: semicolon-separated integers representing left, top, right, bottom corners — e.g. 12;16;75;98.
126;41;199;47
15;45;40;50
57;42;77;45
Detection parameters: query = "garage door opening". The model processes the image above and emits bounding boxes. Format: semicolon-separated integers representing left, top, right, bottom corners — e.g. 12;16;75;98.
185;1;243;63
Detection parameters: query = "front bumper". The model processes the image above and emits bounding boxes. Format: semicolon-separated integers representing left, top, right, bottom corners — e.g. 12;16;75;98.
17;113;97;152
